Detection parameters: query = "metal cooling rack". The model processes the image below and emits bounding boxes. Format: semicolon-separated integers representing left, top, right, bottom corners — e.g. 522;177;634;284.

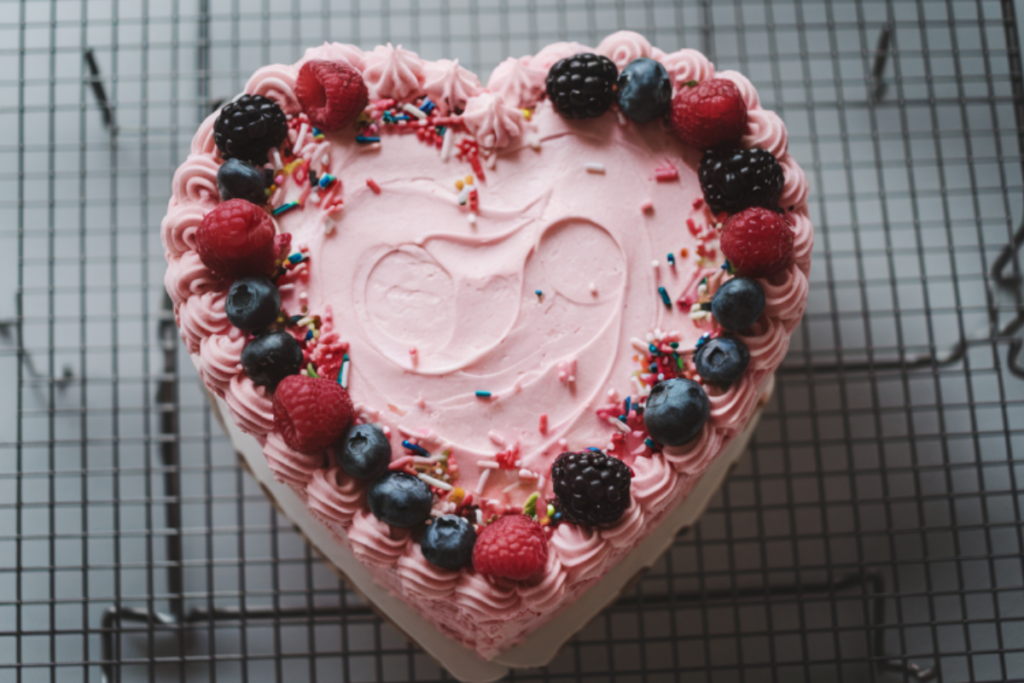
2;0;1023;681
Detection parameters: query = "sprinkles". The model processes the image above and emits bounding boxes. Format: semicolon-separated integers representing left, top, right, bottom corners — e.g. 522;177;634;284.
366;178;382;194
475;390;492;399
585;162;606;174
272;200;301;216
658;286;672;308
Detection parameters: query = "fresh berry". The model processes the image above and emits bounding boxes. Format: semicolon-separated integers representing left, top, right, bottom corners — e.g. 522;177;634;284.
545;53;618;119
240;331;303;391
694;336;750;386
335;423;392;481
196;199;288;278
217;158;270;205
699;147;785;214
643;377;710;447
213;94;288;165
421;514;477;570
226;276;280;331
616;57;672;123
472;514;548;581
295;60;369;132
720;207;794;278
272;375;355;454
551;450;633;526
711;277;765;332
669;78;747;148
367;472;434;529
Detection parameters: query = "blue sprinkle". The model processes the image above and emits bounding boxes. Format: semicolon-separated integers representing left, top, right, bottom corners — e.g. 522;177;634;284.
648;343;660;356
624;396;631;415
587;447;602;452
273;200;301;216
658;286;672;308
670;342;679;349
356;135;381;144
420;98;436;113
436;125;446;136
649;364;658;372
721;260;734;273
311;127;322;137
644;438;656;449
695;332;711;350
290;315;302;324
667;252;675;265
305;330;313;340
402;440;431;457
618;415;628;423
475;390;492;398
288;253;303;264
535;289;543;297
318;173;337;188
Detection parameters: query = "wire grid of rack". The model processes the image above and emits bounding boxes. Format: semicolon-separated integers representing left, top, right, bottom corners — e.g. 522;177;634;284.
1;0;1023;681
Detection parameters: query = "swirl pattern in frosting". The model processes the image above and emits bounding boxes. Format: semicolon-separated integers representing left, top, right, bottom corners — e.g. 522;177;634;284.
659;48;715;90
362;43;425;101
307;467;365;532
163;35;812;661
423;58;482;114
462;92;525;149
487;56;547;110
596;30;653;70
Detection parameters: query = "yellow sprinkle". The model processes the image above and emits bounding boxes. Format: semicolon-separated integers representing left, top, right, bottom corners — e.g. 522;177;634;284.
522;108;532;120
455;179;465;190
283;159;303;174
449;487;465;505
465;175;474;185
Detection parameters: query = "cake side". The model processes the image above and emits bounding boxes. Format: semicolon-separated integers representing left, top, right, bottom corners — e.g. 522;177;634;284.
162;32;812;660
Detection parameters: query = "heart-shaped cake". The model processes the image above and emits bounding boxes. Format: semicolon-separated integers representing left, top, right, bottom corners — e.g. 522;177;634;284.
163;31;811;681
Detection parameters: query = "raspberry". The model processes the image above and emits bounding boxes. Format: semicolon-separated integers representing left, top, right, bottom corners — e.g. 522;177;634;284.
213;94;288;165
545;53;618;119
272;375;355;454
551;450;632;526
472;514;548;581
196;199;289;278
699;147;784;215
669;78;747;149
295;60;369;132
720;207;794;278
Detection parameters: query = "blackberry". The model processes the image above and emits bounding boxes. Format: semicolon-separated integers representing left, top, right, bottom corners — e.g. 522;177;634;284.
698;147;785;215
213;94;288;165
545;53;618;119
551;450;632;526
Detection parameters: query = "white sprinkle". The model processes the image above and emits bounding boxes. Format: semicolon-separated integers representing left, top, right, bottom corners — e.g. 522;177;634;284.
339;359;350;389
271;148;283;169
295;122;308;151
518;469;538;480
488;431;507;447
589;281;597;295
631;338;649;353
475;509;484;525
689;309;709;321
323;217;336;234
608;417;630;434
322;153;330;166
616;110;627;126
402;103;428;120
557;439;568;449
477;460;500;470
528;136;541;151
585;162;606;174
309;193;321;205
441;127;454;162
467;213;477;227
652;260;660;269
475;468;491;494
419;473;453;491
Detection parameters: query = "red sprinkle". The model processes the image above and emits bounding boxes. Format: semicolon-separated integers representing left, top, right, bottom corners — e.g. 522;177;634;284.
539;414;548;434
366;178;381;194
655;165;678;181
692;197;705;210
686;217;700;237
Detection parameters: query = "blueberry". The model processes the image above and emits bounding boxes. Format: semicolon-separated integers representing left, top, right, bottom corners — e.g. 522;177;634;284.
420;514;476;570
335;423;392;481
226;276;280;331
217;158;269;205
711;277;765;332
643;377;710;447
368;472;433;528
240;330;303;390
616;57;672;123
694;336;750;386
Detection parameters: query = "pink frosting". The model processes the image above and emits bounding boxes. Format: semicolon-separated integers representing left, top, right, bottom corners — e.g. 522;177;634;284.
779;153;809;211
223;373;275;435
171;154;220;205
423;58;482;114
198;328;245;392
659;48;715;90
299;42;365;71
348;509;411;568
164;35;812;660
307;467;365;532
161;204;205;258
531;41;593;71
396;543;461;599
550;523;608;582
245;65;302;114
190;111;220;158
629;453;680;510
263;431;323;492
462;92;525;149
596;30;653;70
716;69;760;110
362;43;425;101
487;56;547;109
743;108;788;159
